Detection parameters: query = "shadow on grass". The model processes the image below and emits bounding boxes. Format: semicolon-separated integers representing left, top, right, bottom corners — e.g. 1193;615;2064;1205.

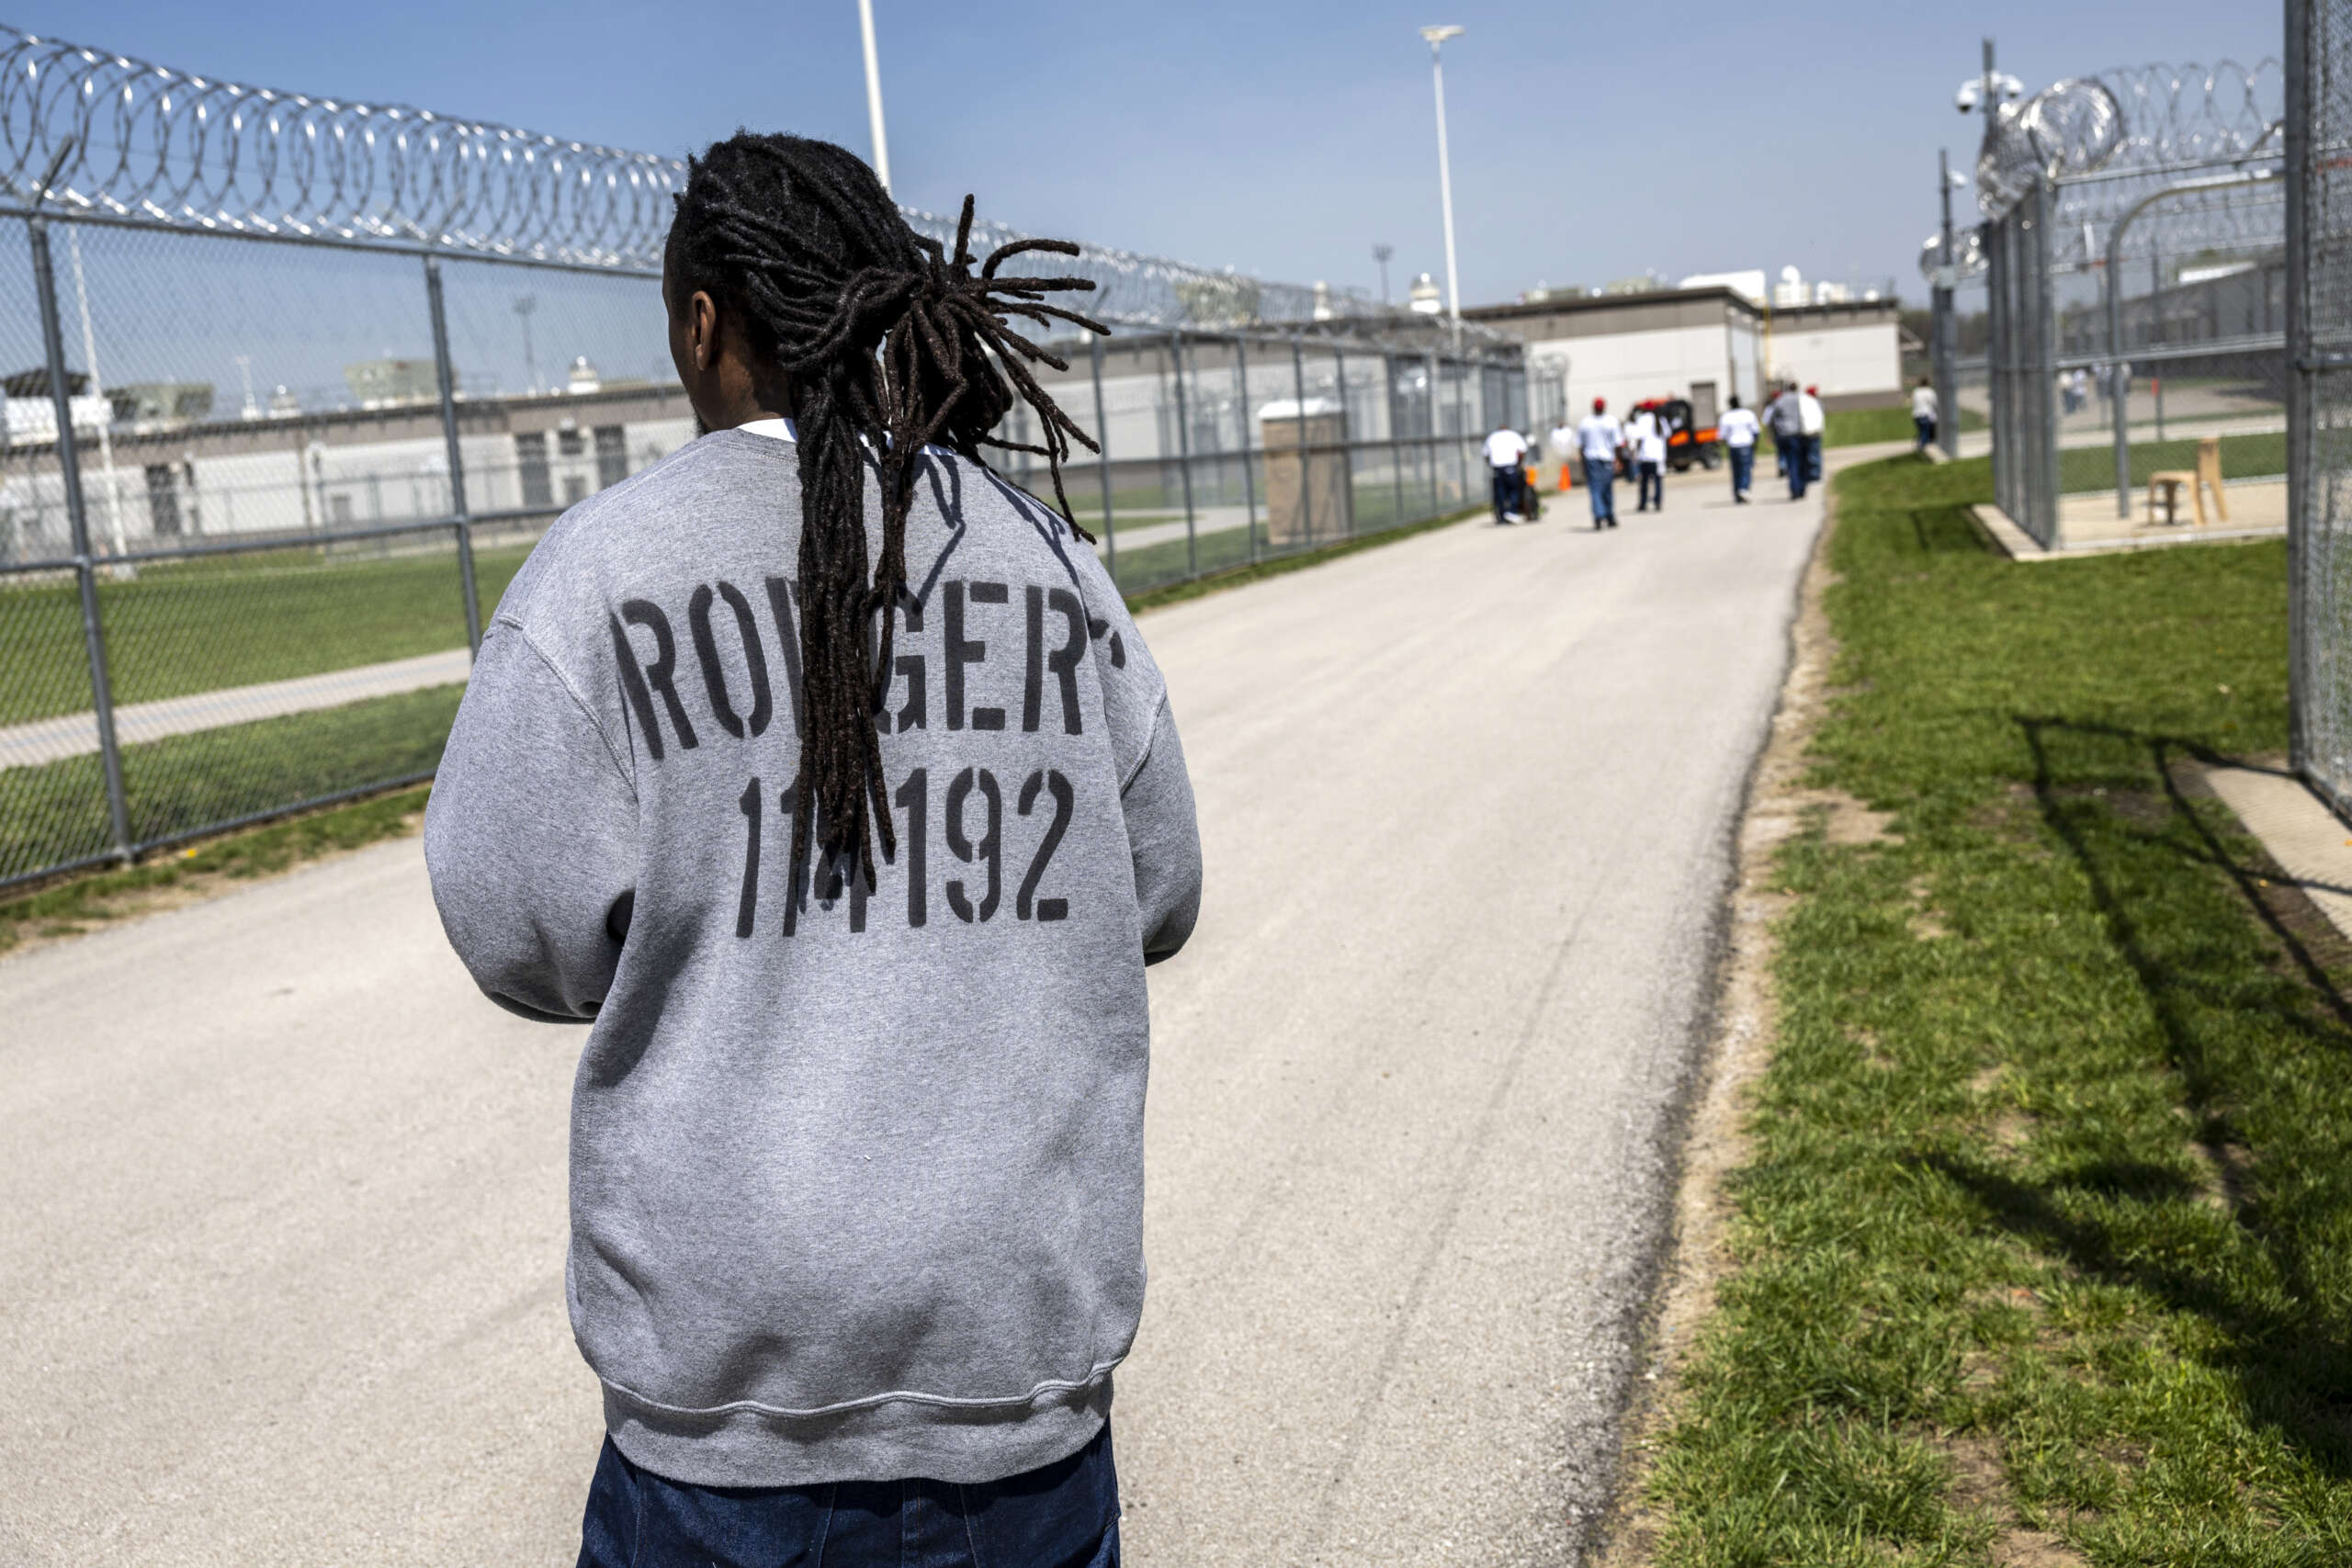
1925;713;2352;1476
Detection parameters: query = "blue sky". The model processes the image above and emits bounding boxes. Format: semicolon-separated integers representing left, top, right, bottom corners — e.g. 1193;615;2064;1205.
10;2;2285;310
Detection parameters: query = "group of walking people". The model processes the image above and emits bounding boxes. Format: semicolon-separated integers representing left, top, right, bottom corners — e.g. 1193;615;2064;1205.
1760;379;1826;501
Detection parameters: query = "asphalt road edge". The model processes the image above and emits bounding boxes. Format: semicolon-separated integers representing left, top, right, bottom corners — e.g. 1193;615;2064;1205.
1589;474;1849;1566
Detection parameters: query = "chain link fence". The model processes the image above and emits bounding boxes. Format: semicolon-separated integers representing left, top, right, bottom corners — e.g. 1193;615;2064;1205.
2290;0;2352;816
0;23;1518;893
1938;59;2289;547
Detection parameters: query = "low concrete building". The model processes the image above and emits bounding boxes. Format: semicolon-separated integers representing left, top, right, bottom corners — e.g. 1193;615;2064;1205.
1767;299;1905;409
1466;287;1905;432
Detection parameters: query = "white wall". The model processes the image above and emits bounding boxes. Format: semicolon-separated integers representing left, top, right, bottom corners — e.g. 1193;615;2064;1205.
0;411;707;558
1766;321;1900;400
1728;317;1766;412
1522;321;1736;438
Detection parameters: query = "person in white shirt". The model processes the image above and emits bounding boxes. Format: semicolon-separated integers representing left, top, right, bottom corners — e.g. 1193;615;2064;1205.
1799;385;1826;489
1483;423;1530;525
1717;393;1761;503
1575;398;1624;529
1548;419;1577;494
1910;378;1939;454
1627;401;1668;513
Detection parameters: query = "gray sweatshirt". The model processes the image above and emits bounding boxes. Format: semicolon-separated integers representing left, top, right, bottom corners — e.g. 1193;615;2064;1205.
423;425;1202;1489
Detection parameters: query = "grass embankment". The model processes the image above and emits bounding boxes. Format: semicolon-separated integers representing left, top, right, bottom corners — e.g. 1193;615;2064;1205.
1643;454;2352;1563
0;541;533;727
0;784;429;954
1820;405;1990;447
0;686;461;885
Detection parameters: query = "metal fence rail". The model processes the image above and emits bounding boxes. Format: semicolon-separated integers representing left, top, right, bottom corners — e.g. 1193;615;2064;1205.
0;25;1519;894
2290;0;2352;817
0;233;1514;895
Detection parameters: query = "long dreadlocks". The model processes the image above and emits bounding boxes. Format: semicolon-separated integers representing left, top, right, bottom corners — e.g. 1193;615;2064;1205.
663;132;1109;903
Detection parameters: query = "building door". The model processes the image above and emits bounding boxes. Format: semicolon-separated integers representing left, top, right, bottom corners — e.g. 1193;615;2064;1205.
594;424;628;490
143;464;181;536
515;432;552;509
1690;380;1718;429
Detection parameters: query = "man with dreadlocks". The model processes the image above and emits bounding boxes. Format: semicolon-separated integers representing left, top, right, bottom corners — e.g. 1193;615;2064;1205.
424;132;1201;1566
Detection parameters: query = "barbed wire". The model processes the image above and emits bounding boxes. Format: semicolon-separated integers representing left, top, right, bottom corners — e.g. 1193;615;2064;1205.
0;19;1473;339
0;28;681;266
1976;58;2282;223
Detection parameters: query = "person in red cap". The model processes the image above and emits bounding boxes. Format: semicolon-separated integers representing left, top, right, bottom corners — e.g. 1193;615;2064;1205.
1574;396;1623;530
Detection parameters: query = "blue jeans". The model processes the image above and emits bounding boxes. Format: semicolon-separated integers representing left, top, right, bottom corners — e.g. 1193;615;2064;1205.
1582;457;1616;522
1785;434;1813;499
1914;414;1935;451
1728;445;1754;496
1491;465;1522;522
578;1425;1120;1568
1636;460;1663;510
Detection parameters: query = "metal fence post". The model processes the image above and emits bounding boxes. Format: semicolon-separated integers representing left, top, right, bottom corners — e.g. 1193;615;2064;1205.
2109;218;2132;516
1386;354;1407;525
2033;175;2061;545
1333;344;1351;536
1089;333;1115;577
28;211;133;864
1986;213;2009;520
424;256;482;656
1290;336;1311;544
1425;350;1442;514
2286;0;2312;775
2150;244;2166;442
1451;355;1471;502
1233;334;1259;563
1169;331;1199;578
1935;148;1962;460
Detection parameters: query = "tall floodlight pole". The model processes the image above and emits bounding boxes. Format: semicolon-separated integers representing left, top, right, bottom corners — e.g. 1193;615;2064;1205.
1420;26;1464;345
859;0;893;194
1374;243;1395;307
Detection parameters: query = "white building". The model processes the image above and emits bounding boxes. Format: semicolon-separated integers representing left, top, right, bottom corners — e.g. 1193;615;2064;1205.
1466;286;1905;434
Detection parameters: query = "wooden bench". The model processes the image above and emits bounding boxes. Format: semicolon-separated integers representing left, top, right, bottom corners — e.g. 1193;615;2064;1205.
2148;436;2229;526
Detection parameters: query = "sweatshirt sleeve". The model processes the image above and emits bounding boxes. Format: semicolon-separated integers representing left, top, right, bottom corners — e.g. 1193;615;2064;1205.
1122;693;1202;964
424;619;639;1022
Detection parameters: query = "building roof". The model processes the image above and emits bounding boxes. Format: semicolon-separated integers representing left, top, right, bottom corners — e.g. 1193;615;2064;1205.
1463;286;1760;344
1463;286;1900;345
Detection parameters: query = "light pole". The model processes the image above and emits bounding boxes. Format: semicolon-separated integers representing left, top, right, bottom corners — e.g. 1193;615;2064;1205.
1419;25;1464;344
1374;243;1394;307
514;294;538;395
859;0;893;195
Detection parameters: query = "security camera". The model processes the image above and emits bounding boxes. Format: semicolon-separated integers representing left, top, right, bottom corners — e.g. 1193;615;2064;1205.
1954;79;1982;113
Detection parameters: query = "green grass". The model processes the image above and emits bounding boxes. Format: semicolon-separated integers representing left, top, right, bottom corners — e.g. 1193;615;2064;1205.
0;541;531;727
1818;405;1991;448
1;684;460;884
0;783;429;954
1644;453;2352;1564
